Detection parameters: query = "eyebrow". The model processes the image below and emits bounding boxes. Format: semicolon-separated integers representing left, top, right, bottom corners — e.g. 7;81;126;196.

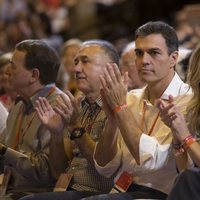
74;55;89;61
135;47;161;51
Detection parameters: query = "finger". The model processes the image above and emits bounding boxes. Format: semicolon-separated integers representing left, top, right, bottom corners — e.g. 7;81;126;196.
100;75;109;92
123;72;129;90
35;104;43;120
39;97;48;113
42;97;53;111
161;111;177;126
161;103;175;114
160;109;175;119
112;63;122;83
56;95;71;110
106;63;118;84
55;106;70;123
60;93;72;109
37;97;48;113
65;90;78;110
157;99;165;110
65;90;74;102
103;67;113;89
168;95;174;103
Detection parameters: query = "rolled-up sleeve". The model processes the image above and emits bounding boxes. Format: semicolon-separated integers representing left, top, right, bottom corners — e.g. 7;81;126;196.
139;133;171;170
94;143;122;178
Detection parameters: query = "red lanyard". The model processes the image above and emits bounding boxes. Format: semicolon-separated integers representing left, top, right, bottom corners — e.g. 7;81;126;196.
141;101;160;136
12;86;56;150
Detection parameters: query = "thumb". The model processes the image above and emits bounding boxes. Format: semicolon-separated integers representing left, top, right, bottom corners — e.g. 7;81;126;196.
168;95;174;103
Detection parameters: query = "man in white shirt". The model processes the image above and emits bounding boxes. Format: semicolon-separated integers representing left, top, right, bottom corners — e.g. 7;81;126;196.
91;21;192;199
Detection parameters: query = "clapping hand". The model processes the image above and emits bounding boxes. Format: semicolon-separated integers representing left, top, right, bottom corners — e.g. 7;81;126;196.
100;63;128;110
35;97;64;135
55;91;81;130
157;95;190;141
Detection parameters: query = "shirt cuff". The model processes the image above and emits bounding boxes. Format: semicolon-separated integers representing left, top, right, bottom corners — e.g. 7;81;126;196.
93;142;122;178
139;133;170;169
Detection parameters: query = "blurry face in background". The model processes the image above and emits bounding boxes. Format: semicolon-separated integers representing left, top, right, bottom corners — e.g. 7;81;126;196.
0;62;13;92
120;49;145;90
62;45;80;77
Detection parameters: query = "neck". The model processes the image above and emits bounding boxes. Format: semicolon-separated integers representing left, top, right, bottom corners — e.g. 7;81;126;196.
85;91;99;104
147;72;175;104
20;84;44;102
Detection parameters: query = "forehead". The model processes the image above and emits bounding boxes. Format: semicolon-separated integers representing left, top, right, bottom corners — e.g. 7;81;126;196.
135;34;168;51
122;49;135;59
76;44;106;58
12;49;26;62
64;45;80;55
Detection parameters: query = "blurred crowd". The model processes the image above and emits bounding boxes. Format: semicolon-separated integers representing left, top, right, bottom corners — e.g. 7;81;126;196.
0;0;200;110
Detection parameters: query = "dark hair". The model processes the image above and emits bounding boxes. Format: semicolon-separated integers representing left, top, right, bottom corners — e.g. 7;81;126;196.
81;39;119;66
135;21;178;54
15;39;60;85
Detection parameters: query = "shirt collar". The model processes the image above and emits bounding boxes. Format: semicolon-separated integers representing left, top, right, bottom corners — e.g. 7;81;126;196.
160;72;186;100
81;95;102;108
30;83;56;107
141;72;188;103
15;83;56;114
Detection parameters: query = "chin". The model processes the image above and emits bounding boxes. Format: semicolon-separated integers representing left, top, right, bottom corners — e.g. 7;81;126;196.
77;85;88;94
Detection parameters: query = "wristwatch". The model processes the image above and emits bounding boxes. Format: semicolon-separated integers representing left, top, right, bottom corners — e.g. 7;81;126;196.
70;127;86;140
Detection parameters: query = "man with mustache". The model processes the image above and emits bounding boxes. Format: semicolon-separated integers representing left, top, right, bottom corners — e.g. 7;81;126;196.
21;40;119;200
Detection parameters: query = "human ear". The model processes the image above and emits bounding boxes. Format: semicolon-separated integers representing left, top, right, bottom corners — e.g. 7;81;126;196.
30;68;40;83
169;51;178;68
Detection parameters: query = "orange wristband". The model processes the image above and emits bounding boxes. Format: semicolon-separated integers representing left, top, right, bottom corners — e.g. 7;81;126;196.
183;138;196;149
113;104;128;113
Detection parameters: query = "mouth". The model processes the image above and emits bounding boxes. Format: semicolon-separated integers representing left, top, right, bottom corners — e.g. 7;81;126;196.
139;69;154;73
75;74;86;80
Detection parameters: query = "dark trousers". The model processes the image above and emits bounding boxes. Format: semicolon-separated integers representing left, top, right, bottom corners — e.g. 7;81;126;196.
168;168;200;200
82;184;167;200
19;191;101;200
20;184;167;200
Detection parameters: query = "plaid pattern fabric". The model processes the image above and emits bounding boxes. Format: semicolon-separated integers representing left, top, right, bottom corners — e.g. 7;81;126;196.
67;96;114;192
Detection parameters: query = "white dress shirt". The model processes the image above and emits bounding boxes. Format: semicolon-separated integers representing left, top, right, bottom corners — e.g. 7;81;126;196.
94;73;192;194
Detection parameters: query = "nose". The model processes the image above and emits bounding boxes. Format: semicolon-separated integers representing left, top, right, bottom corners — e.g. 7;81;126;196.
140;52;151;66
74;62;83;73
